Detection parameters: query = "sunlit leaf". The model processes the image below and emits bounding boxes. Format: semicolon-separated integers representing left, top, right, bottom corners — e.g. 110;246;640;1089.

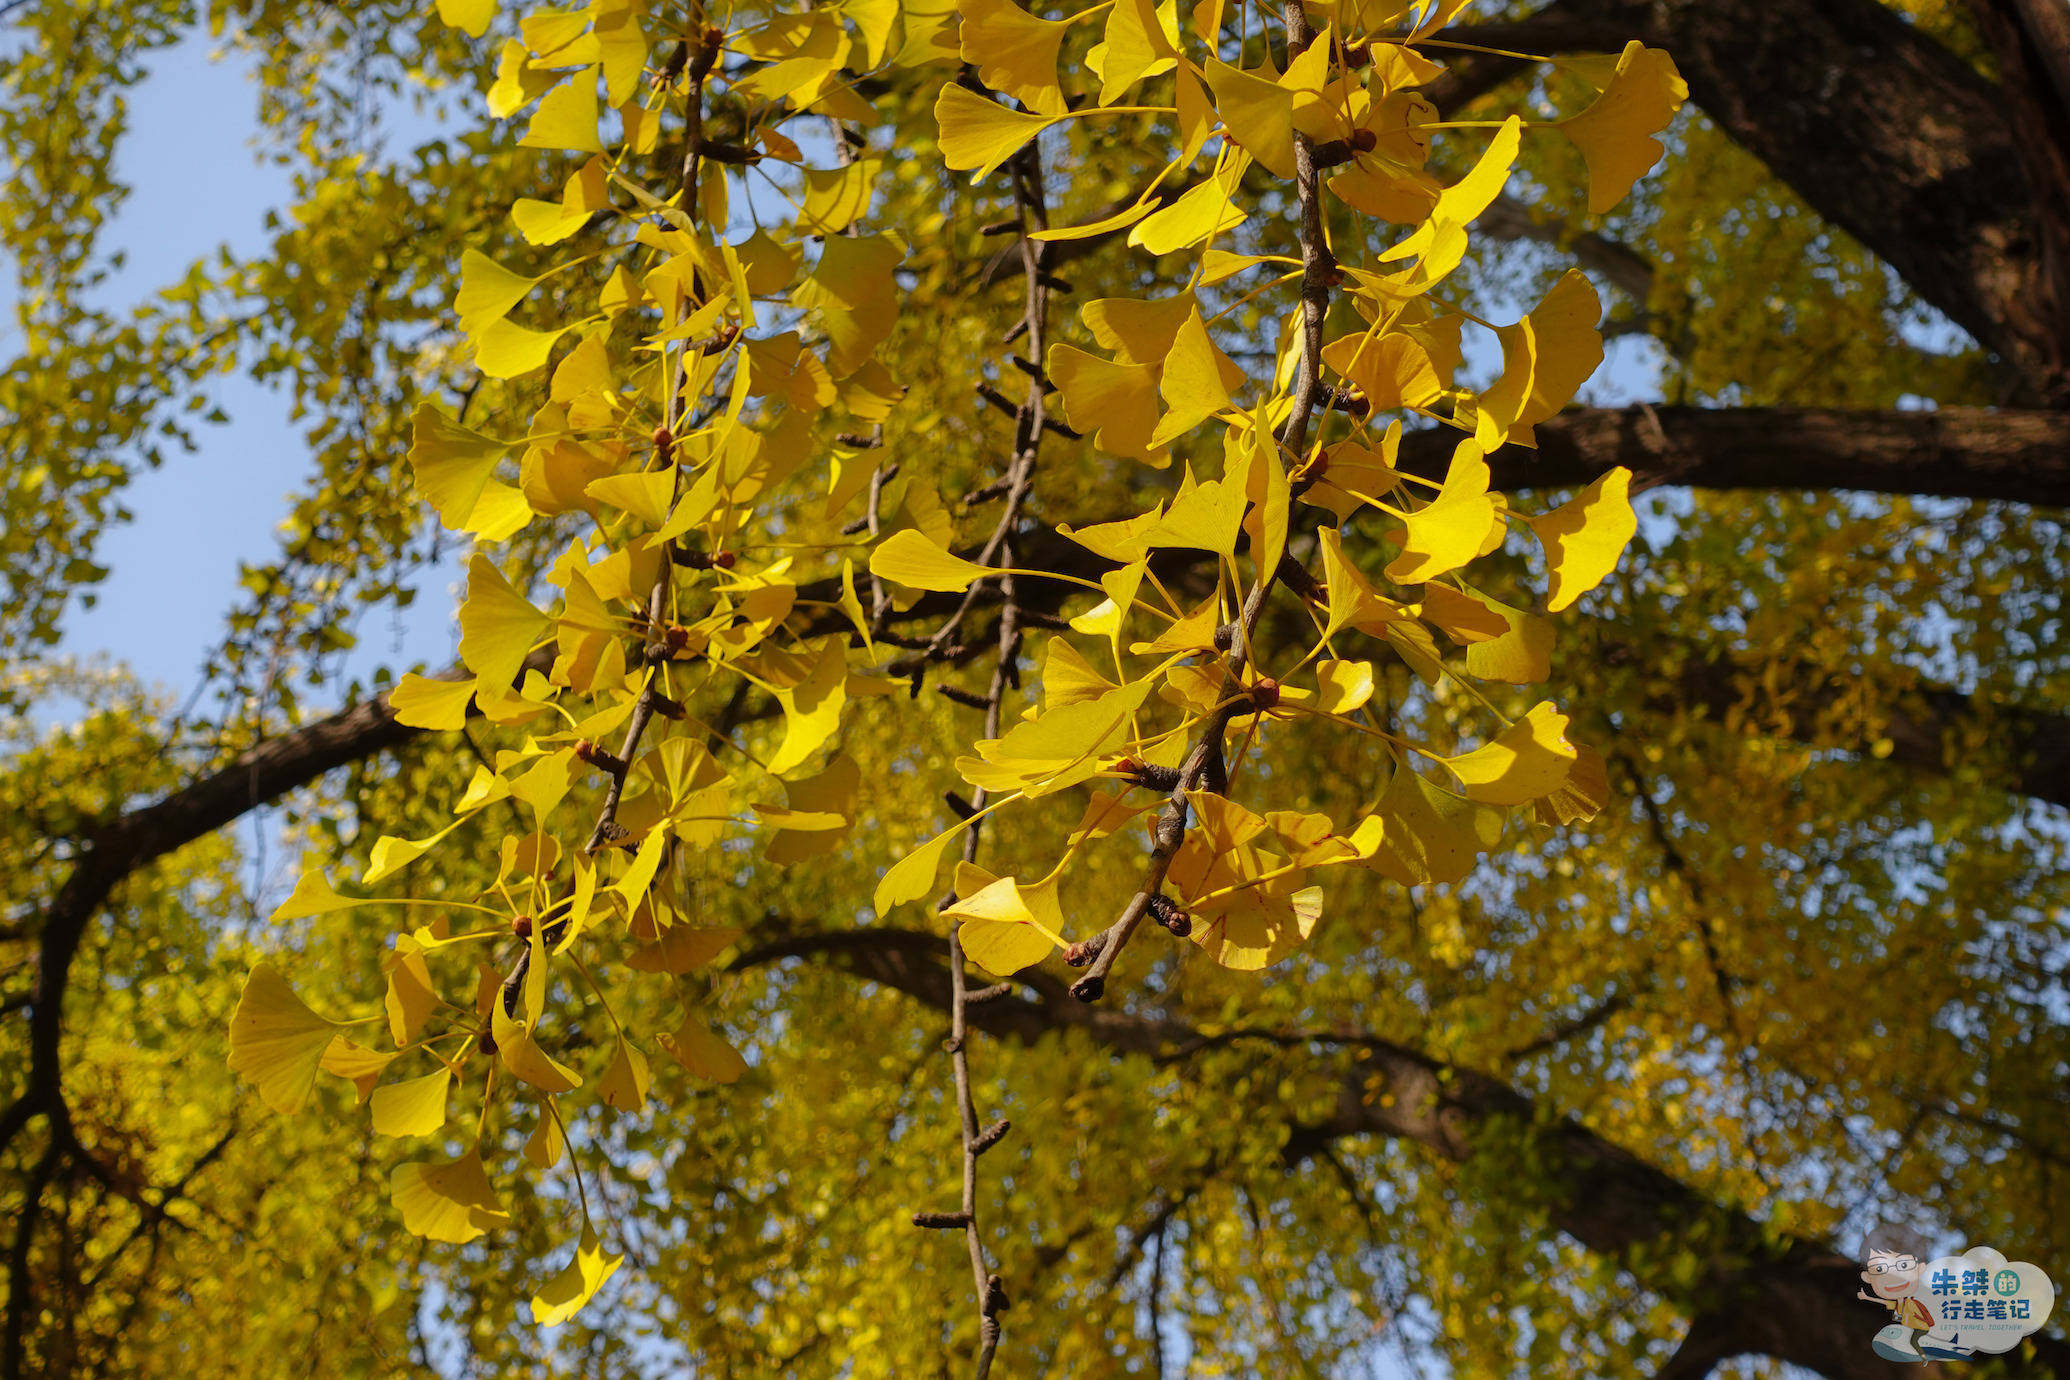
392;1150;510;1244
228;962;343;1115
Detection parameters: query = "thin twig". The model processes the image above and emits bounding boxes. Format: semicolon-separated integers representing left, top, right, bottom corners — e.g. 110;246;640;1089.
919;136;1057;1380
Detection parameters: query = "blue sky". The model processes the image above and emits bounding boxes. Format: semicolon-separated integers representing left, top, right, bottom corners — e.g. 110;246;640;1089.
60;34;457;704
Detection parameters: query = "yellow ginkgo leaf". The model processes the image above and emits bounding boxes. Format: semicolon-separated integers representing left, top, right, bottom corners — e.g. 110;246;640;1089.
388;672;475;732
524;1103;566;1169
628;925;743;974
319;1037;396;1105
1363;764;1505;887
489;38;559;118
959;679;1152;797
1303;430;1403;523
1384;441;1496;584
1046;346;1166;464
1082;292;1198;364
584;467;674;528
384;938;441;1047
1149;471;1245;554
1089;0;1178;103
1322;331;1442;412
935;82;1058;181
1475;269;1603;449
1314;659;1374;714
1129;175;1246;256
270;869;369;923
454;250;541;332
492;998;584;1094
371;1068;452;1138
407;403;527;540
363;819;466;886
531;1228;624;1327
392;1150;511;1244
594;3;646;105
1559;42;1687;214
1457;591;1554;684
1329;162;1439;225
1190;883;1321;971
797;158;882;234
869;527;990;592
766;752;860;865
1378;115;1521;287
959;0;1070;115
473;317;569;379
944;868;1065;975
1527;467;1636;612
597;1036;650;1113
874;827;955;914
660;1011;748;1082
228;962;343;1115
521;69;605;153
436;0;494;37
1318;525;1398;641
459;553;550;690
1150;307;1234;447
1444;702;1579;805
1040;635;1116;710
1534;741;1611;825
1205;56;1297;179
1030;199;1157;242
769;638;849;776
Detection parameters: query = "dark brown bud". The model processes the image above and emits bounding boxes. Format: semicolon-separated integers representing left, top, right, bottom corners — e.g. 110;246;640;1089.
1213;622;1236;652
652;423;675;464
1250;678;1281;711
478;1031;498;1055
1122;760;1183;792
911;1210;974;1229
1147;893;1191;938
1350;127;1377;152
1063;938;1103;968
512;914;533;938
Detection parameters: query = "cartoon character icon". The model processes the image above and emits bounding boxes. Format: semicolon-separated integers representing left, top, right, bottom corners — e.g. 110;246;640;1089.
1859;1225;1936;1364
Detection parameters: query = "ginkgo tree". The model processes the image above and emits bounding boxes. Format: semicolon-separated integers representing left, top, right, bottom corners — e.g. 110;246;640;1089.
206;0;1675;1353
12;0;2068;1376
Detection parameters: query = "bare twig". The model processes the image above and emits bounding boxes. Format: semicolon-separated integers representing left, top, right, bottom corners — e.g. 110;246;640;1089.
911;135;1058;1380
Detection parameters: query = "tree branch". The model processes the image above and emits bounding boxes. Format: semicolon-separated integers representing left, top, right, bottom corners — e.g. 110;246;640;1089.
733;924;2070;1380
1396;405;2070;508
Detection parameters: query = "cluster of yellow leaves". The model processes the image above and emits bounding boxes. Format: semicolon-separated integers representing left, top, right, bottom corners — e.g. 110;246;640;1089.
229;0;1681;1333
859;0;1676;973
